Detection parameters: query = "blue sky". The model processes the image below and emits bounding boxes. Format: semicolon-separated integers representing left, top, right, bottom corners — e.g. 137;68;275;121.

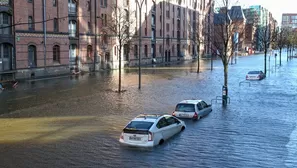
226;0;295;24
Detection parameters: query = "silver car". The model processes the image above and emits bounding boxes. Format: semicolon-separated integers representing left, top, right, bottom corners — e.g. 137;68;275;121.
246;71;266;80
172;100;212;120
119;114;186;147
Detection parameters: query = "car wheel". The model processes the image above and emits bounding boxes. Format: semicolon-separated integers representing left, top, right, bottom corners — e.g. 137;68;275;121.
181;126;185;131
159;139;164;145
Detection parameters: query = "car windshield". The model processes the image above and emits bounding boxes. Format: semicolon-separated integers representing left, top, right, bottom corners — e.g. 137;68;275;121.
175;103;195;112
125;121;154;130
248;71;260;74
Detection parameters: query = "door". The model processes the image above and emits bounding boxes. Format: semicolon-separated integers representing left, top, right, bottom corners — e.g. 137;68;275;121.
197;102;207;117
28;45;36;68
156;117;171;140
200;101;211;116
166;116;181;135
0;44;12;71
168;51;171;62
165;50;168;62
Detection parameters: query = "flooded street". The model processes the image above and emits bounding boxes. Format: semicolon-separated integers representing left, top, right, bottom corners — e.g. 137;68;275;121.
0;55;297;168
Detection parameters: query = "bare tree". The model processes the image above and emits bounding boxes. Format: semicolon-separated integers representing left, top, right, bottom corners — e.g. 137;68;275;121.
255;20;276;74
212;0;245;105
188;12;205;73
104;3;136;92
276;27;290;66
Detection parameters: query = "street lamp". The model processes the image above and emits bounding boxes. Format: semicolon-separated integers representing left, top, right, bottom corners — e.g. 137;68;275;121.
136;0;145;90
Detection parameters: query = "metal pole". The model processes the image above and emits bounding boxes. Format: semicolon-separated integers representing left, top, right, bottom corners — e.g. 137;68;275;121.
94;0;97;71
137;0;144;90
43;0;47;71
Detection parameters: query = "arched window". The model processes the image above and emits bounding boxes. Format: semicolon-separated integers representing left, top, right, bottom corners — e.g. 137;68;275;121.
28;45;37;68
87;45;92;59
53;45;60;63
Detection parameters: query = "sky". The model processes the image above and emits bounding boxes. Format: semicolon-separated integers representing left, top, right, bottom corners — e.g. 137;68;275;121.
228;0;296;24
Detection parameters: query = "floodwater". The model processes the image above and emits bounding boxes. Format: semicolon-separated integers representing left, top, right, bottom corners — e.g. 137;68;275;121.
0;54;296;168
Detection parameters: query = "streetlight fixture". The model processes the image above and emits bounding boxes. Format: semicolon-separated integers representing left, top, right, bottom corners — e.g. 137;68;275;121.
136;0;145;90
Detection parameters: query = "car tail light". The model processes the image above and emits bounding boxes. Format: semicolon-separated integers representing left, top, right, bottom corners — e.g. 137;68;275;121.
246;75;248;79
172;111;175;116
257;75;260;79
148;132;153;141
120;133;124;140
193;112;198;119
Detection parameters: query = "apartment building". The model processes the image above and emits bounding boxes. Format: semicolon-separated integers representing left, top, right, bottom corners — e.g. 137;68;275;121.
282;13;297;29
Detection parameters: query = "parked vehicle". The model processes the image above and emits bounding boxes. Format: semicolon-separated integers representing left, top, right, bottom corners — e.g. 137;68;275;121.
172;100;212;120
246;71;266;80
119;114;186;147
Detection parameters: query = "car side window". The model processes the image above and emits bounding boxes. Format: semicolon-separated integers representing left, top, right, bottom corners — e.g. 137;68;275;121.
166;117;177;125
197;103;203;111
201;101;208;108
156;117;168;129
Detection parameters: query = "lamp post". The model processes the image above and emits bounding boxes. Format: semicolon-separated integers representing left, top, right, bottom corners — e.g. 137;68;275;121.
136;0;145;90
93;0;97;72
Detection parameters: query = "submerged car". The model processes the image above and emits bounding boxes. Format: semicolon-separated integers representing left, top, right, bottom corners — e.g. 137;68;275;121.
172;100;212;120
119;114;186;147
246;71;266;80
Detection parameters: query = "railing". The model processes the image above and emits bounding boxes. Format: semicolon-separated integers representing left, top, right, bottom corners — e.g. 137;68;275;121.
211;96;231;105
69;30;77;37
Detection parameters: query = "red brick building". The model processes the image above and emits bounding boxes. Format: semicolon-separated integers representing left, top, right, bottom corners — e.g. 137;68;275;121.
0;0;214;80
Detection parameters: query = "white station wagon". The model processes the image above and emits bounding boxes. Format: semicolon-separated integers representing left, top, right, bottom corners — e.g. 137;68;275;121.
172;100;212;120
119;114;186;147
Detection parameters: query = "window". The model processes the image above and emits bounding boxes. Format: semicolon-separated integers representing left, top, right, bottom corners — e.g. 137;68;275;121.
101;0;107;7
87;45;92;59
3;44;9;58
175;103;195;112
88;21;91;33
201;101;208;108
28;0;33;3
144;45;148;57
134;45;138;58
54;18;59;32
28;16;34;30
53;0;56;6
156;117;168;129
3;13;8;24
101;14;107;26
125;121;154;130
166;116;179;125
159;45;162;53
87;1;90;11
197;103;203;110
53;45;60;63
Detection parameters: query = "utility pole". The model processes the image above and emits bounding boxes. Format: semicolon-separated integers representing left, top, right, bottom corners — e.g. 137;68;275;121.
94;0;97;71
136;0;145;90
43;0;47;71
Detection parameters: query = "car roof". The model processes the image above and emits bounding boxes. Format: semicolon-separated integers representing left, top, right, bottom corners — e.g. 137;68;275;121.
178;99;202;104
132;114;169;122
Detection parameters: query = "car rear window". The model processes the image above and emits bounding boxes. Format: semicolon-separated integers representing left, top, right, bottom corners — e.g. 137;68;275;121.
125;121;154;130
248;71;259;74
175;103;195;112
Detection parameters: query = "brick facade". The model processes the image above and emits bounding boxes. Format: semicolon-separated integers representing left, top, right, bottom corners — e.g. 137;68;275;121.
10;0;213;79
